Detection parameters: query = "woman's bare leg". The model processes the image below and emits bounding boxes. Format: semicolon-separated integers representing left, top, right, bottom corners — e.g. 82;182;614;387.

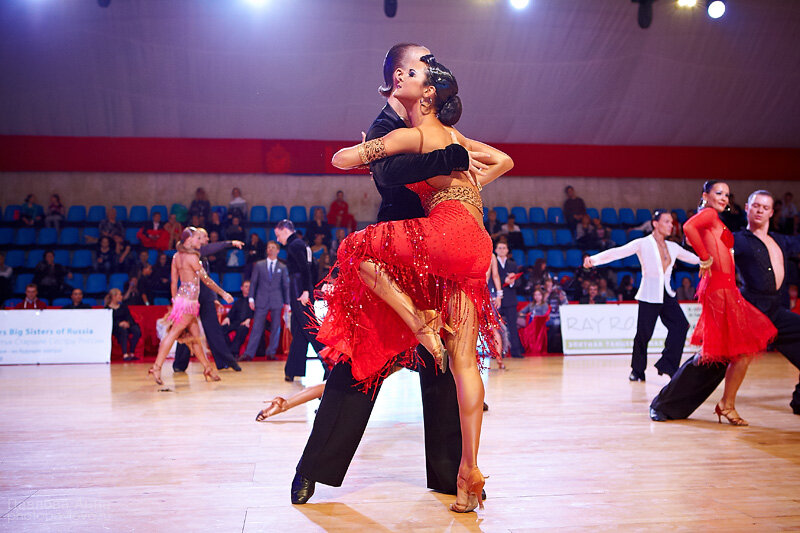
718;355;752;420
256;383;326;421
150;314;195;383
185;321;219;380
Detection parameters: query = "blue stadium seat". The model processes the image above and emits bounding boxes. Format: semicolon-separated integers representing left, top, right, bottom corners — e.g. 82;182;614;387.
4;205;21;222
150;205;168;221
165;249;176;259
586;207;599;220
493;207;509;223
512;249;525;266
109;273;128;291
268;228;277;242
59;227;80;245
0;227;13;245
546;249;566;269
113;205;128;222
510;207;528;224
153;297;170;306
37;228;57;245
528;207;546;224
54;250;70;266
14;228;36;245
277;249;287;261
673;209;688;223
70;273;84;290
521;228;536;247
527;249;545;265
82;297;96;306
610;229;628;245
623;255;640;268
5;250;25;268
209;272;220;285
636;209;651;224
674;271;694;291
250;228;267;243
14;273;34;294
557;270;573;284
4;298;23;308
52;298;71;307
619;208;636;226
82;227;99;244
84;273;107;294
289;206;308;223
125;227;139;245
600;208;619;226
565;249;583;268
26;249;45;268
250;205;268;222
536;229;554;246
147;250;158;264
71;250;93;269
310;205;326;219
616;269;634;284
628;230;645;241
555;229;573;246
547;207;565;225
269;206;288;223
483;207;489;220
211;205;227;218
87;205;106;223
227;249;244;266
66;205;87;222
222;272;243;293
129;205;148;223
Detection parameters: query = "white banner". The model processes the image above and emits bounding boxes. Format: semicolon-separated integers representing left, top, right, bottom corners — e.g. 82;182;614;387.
560;303;701;355
0;309;113;365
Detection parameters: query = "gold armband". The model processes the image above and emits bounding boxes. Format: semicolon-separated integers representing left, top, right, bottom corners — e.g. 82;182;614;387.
699;257;713;276
357;138;388;165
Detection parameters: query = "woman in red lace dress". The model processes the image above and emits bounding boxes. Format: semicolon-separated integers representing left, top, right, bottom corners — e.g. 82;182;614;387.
683;180;776;426
324;54;513;512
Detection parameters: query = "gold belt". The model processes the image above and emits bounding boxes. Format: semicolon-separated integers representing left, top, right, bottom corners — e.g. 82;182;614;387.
423;186;483;215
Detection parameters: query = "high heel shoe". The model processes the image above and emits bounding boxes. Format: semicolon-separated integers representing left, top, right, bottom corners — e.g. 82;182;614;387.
255;397;287;422
417;310;453;373
148;365;163;385
714;404;748;426
203;366;222;382
450;467;486;513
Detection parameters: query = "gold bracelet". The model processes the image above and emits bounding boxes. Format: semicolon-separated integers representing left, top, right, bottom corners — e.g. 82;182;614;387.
357;138;387;165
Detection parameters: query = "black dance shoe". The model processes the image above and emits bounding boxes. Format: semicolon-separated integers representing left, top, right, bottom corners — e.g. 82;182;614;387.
629;371;646;382
291;473;315;504
284;375;294;382
230;361;242;372
649;407;668;422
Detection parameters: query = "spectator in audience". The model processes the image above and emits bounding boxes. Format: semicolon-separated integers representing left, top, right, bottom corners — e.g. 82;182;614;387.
789;284;800;315
675;276;696;301
327;190;356;232
770;200;783;233
501;214;524;250
205;211;223;240
95;236;116;275
44;194;65;230
164;213;183;249
667;211;685;243
150;253;171;298
225;215;246;243
720;193;747;232
575;214;598;248
189;214;203;231
105;288;141;361
244;232;267;280
563;185;587;233
206;231;227;272
618;275;637;301
112;233;134;274
130;250;151;279
137;211;170;251
543;277;568;353
780;192;798;234
317;251;332;283
33;250;72;302
308;207;333;248
0;253;12;306
62;288;91;309
496;241;523;358
330;227;348;262
597;278;616;301
519;288;550;325
222;279;255;357
228;187;248;222
570;253;601;298
310;233;328;263
14;283;47;310
189;187;211;224
484;209;503;241
123;274;149;306
528;258;551;290
98;207;124;241
595;225;616;251
580;282;606;304
20;194;44;227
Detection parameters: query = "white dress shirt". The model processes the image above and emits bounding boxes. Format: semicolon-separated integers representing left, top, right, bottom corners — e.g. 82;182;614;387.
589;234;700;303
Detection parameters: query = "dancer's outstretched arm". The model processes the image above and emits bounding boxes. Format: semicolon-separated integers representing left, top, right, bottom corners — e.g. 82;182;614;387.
332;128;428;170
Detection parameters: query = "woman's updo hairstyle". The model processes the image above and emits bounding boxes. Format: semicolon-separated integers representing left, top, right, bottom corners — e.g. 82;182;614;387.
177;226;201;255
420;54;462;126
699;179;727;209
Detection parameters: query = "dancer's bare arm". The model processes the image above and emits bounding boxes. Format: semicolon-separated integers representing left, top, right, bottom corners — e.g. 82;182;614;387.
170;256;179;299
191;255;234;303
449;128;513;187
332;128;429;169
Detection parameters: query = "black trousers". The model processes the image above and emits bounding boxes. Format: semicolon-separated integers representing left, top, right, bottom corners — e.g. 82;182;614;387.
651;304;800;419
173;298;238;371
223;323;251;357
499;305;523;357
112;323;141;354
296;347;461;493
632;293;689;376
285;298;327;379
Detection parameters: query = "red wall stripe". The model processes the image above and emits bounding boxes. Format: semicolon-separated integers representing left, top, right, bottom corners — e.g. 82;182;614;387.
1;135;798;180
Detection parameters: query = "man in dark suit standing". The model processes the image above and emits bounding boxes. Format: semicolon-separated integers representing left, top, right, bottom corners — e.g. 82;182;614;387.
495;241;523;357
222;279;254;358
242;241;289;361
291;43;485;505
650;190;800;421
173;229;243;373
274;220;327;382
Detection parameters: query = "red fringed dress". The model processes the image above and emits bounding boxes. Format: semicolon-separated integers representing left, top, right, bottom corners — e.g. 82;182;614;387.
683;208;776;363
316;181;500;388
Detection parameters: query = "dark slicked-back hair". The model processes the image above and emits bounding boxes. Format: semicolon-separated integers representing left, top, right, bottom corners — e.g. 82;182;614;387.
379;43;423;97
275;219;295;232
747;189;774;206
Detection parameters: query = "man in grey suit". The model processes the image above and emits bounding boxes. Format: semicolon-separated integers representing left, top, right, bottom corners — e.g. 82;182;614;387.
241;240;289;361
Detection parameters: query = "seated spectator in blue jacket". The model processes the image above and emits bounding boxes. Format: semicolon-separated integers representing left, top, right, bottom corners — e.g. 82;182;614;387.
20;194;44;227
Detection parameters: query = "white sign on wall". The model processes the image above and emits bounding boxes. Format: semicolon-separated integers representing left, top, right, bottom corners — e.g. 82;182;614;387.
560;303;701;355
0;309;113;365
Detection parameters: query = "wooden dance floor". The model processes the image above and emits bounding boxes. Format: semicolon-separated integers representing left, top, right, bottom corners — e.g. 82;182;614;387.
1;354;799;532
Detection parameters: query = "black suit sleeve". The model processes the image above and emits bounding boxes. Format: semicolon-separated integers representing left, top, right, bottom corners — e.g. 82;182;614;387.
199;241;232;257
367;119;469;188
280;265;290;304
290;241;314;294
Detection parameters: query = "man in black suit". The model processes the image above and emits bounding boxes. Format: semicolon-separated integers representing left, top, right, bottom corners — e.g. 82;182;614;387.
242;241;290;361
173;229;244;373
222;279;254;358
495;241;523;358
291;43;484;504
275;220;327;382
650;190;800;420
62;288;92;309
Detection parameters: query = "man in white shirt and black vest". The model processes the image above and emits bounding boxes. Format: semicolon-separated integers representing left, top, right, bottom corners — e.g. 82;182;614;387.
585;210;700;381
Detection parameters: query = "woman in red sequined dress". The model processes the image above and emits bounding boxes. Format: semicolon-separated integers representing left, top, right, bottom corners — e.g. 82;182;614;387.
683;180;777;426
324;54;513;512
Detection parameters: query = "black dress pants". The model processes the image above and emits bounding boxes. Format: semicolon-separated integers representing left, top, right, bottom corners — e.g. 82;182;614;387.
285;298;327;379
296;347;461;493
113;323;141;354
632;293;689;376
223;324;251;357
173;299;238;371
500;305;523;357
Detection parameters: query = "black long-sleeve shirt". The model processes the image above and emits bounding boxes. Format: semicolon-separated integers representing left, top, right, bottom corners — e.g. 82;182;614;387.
285;232;314;298
197;241;235;303
734;229;800;314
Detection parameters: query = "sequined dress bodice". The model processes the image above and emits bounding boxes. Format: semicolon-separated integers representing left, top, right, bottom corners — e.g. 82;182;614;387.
176;279;200;300
406;181;483;216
